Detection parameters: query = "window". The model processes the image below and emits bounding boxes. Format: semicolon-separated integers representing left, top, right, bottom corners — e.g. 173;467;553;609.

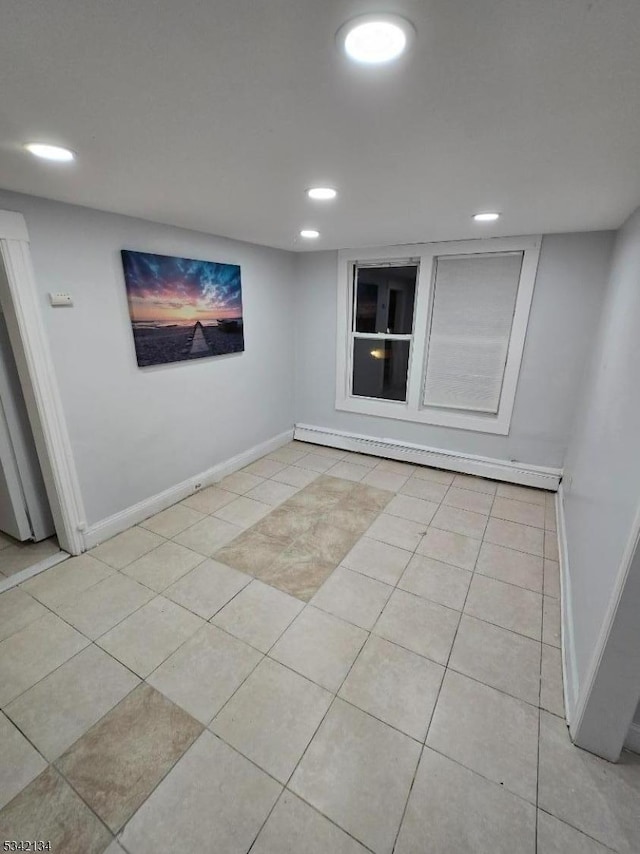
335;237;541;435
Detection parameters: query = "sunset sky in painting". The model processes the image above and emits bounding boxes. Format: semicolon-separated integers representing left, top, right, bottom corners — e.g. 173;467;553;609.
121;250;243;325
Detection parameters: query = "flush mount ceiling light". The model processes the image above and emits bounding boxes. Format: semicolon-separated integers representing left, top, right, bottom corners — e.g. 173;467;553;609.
338;14;415;65
300;229;320;239
473;212;501;222
24;143;76;162
307;187;337;201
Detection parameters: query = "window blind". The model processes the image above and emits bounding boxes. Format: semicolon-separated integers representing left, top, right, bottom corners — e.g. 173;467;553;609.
422;252;523;413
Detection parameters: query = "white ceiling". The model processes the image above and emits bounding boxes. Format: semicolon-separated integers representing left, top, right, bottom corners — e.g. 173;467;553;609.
1;0;640;251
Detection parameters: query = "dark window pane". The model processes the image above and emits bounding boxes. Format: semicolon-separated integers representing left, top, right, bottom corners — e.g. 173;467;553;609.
354;265;417;334
352;338;410;401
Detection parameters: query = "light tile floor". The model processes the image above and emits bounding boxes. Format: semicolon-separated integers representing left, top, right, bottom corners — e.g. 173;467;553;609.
0;535;61;579
1;440;639;853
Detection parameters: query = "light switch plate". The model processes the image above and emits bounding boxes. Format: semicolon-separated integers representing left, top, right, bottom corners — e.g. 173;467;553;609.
49;292;73;307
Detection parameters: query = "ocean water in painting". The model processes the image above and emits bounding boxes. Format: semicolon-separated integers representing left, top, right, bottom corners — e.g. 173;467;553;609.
121;250;244;367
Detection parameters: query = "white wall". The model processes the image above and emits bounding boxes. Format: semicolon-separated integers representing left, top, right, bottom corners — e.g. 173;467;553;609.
294;232;614;468
0;190;296;528
561;207;640;738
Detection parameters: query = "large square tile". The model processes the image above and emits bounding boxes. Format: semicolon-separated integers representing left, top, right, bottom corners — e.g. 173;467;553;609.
252;791;369;854
261;545;335;602
395;748;536;854
139;503;205;538
538;710;640;853
0;766;112;854
476;541;543;593
5;645;139;760
120;731;281;854
0;612;89;705
294;519;360;564
0;538;62;577
214;496;272;528
484;518;544;557
342;536;411;585
323;502;377;537
267;444;308;464
540;643;565;717
361;468;409;492
164;558;251;618
412;466;454;485
296;452;337;473
545;530;560;560
245;479;299;506
373;589;459;665
544;558;561;598
311;566;392;630
324;461;369;482
213;529;287;576
375;459;416;475
496;482;546;506
365;513;426;551
290;699;421;854
121;540;204;592
451;473;497;494
431;504;488;539
210;657;332;782
427;670;539;803
271;465;321;488
400;477;448;502
97;596;204;677
449;614;541;705
417;527;481;570
148;623;261;724
21;554;112;607
218;470;265;494
537;810;614;854
53;573;155;640
384;493;439;525
0;712;47;810
339;635;443;740
464;574;542;640
252;505;316;543
543;595;561;647
443;486;494;515
491;496;545;529
398;553;471;610
0;587;47;642
89;527;164;569
211;579;303;652
348;483;393;513
173;516;242;556
243;458;287;478
180;485;236;514
56;683;202;832
269;606;367;692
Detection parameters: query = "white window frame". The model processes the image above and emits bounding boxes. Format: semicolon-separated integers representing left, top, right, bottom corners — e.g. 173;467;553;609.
335;236;541;435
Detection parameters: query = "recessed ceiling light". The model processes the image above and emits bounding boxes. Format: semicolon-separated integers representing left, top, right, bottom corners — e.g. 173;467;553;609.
473;212;500;222
300;229;320;239
24;143;76;162
307;187;337;201
338;14;415;65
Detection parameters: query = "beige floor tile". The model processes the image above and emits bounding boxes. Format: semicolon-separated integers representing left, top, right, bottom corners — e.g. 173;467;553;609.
0;712;47;810
484;517;544;557
544;558;561;598
398;553;471;611
211;658;332;783
443;485;494;515
342;536;411;585
121;541;204;592
341;452;379;468
325;461;370;482
294;519;361;564
263;546;335;602
476;541;543;593
451;473;497;494
384;493;439;525
395;748;536;854
5;645;139;760
285;487;342;514
324;502;377;537
148;623;261;724
545;501;558;532
97;596;204;677
543;595;561;647
90;527;164;569
339;635;444;741
139;503;205;538
21;554;112;607
180;485;236;514
431;504;488;539
243;458;287;478
245;479;299;506
0;766;112;854
496;482;547;506
266;445;308;464
365;513;426;551
449;614;541;705
252;791;369;854
0;538;61;577
105;841;126;854
464;574;542;641
252;505;316;543
537;810;614;854
412;466;454;485
164;559;251;619
214;529;287;576
290;699;421;854
173;515;242;556
296;452;337;473
427;670;539;803
361;468;409;492
545;530;560;560
120;731;281;854
214;495;272;528
417;527;481;570
348;483;393;513
375;459;416;475
538;711;640;853
219;470;265;494
269;606;367;692
56;683;202;832
491;496;545;529
271;465;321;488
373;589;459;665
311;566;392;630
212;579;303;652
0;612;89;705
400;476;449;502
0;587;47;642
300;444;347;460
540;643;565;717
53;573;154;640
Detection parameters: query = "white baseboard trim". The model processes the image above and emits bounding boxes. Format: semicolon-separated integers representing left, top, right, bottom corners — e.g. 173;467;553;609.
556;484;578;725
625;722;640;755
294;423;562;490
82;429;294;550
0;549;69;594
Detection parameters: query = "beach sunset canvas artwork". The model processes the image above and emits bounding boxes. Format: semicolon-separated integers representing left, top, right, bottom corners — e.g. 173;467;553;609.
121;250;244;367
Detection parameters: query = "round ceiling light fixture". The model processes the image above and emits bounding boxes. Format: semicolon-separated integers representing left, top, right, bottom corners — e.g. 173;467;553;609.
300;229;320;239
473;212;501;222
24;143;76;162
307;187;337;201
338;13;415;65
